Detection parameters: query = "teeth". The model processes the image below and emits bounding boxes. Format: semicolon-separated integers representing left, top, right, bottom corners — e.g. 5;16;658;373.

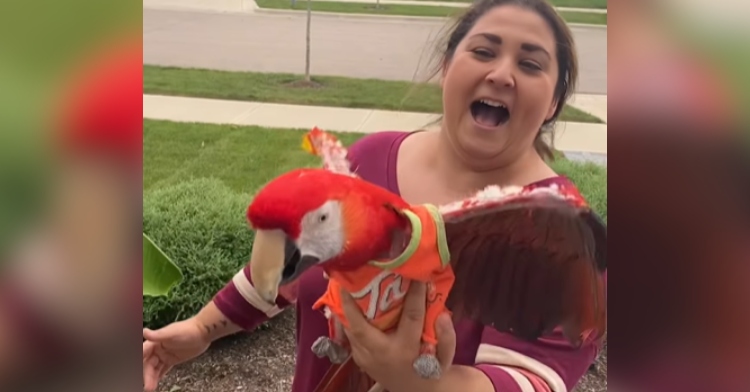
480;99;507;109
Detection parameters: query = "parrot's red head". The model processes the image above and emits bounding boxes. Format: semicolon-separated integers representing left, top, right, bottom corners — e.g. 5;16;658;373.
246;168;409;303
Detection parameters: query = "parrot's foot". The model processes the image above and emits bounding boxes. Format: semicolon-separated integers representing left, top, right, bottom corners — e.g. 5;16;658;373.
413;354;441;379
312;336;349;364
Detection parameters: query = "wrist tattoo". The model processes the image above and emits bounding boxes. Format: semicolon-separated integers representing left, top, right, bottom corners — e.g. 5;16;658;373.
202;319;229;336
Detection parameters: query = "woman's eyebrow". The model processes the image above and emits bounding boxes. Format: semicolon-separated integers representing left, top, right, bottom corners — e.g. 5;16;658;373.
471;32;503;45
521;43;551;59
471;32;551;59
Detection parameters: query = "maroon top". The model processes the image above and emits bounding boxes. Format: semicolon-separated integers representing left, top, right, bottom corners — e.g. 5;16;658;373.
214;131;607;392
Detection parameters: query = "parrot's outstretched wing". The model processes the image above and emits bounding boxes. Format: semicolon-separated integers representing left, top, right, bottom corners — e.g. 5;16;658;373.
440;183;607;347
302;127;358;177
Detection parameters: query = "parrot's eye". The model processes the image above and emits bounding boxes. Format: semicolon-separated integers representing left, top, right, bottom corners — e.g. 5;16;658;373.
319;214;328;223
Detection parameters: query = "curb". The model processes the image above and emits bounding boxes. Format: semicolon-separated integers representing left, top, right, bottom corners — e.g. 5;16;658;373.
254;8;606;28
144;0;258;14
145;5;252;14
254;7;456;22
562;151;607;166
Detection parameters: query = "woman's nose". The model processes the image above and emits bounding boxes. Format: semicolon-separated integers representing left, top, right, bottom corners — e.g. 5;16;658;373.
485;61;515;88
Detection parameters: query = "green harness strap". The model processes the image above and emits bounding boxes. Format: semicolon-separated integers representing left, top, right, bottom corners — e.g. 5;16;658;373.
368;204;451;269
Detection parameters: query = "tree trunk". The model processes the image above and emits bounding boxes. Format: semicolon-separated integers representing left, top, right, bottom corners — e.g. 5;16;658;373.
304;0;312;83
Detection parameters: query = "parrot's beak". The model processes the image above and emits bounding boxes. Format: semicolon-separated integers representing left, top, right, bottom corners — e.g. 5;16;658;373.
249;229;320;304
279;244;320;286
249;229;289;305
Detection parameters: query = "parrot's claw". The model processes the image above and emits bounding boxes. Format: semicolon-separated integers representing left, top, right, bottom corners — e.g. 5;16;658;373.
413;354;442;379
311;336;331;358
312;336;349;364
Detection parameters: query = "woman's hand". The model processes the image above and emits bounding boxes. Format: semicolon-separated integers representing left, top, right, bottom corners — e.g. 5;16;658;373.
142;302;241;391
340;281;457;392
142;317;211;391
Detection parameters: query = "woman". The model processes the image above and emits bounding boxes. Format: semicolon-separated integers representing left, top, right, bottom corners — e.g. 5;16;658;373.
142;0;606;391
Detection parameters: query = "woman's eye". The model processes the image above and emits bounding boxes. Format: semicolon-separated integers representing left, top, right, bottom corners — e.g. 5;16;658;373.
521;61;542;71
472;48;494;58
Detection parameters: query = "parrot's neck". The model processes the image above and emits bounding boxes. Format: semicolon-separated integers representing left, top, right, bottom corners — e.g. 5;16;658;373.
368;204;450;269
368;209;421;269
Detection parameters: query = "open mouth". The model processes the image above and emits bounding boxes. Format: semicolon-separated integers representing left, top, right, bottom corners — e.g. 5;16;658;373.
281;245;300;281
280;238;319;284
470;99;510;128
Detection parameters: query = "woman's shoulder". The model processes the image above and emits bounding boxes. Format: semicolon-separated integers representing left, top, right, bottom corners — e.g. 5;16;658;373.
345;131;412;193
346;131;411;161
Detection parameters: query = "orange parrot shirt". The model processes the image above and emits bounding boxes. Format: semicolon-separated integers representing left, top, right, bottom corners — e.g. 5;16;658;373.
312;204;455;346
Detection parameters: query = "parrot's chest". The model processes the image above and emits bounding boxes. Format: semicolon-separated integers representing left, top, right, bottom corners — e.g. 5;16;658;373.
350;269;412;326
314;204;453;330
322;269;414;331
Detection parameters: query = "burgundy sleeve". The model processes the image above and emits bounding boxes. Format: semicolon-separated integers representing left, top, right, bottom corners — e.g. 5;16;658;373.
474;271;607;392
212;263;295;331
474;325;601;392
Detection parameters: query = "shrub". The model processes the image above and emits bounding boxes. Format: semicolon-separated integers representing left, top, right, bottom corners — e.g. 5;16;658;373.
143;178;255;329
551;159;608;222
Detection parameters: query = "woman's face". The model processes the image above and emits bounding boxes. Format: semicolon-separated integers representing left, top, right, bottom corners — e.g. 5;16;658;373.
441;5;560;163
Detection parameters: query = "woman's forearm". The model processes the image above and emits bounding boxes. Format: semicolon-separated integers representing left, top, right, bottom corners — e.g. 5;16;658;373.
194;300;243;342
433;365;495;392
391;364;495;392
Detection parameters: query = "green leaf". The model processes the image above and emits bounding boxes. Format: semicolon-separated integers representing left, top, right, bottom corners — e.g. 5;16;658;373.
143;233;183;297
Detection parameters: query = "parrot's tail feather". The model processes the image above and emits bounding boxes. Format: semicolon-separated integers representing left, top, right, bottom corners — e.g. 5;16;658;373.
302;126;356;177
313;356;378;392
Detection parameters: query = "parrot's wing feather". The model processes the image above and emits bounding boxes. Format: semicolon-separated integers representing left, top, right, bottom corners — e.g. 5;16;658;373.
440;184;607;346
302;127;358;177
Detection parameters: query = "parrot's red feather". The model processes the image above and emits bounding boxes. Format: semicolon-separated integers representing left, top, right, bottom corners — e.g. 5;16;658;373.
442;190;607;346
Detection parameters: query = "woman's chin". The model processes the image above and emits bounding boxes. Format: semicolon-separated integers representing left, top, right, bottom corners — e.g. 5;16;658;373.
456;130;507;161
455;133;508;162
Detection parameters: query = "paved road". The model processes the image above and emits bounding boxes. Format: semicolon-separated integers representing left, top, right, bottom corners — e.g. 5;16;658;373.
144;9;607;94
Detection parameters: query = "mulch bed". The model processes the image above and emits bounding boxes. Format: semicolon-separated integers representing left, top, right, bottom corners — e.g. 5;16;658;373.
157;310;606;392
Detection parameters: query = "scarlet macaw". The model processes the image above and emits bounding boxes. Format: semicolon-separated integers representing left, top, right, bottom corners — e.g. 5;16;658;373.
246;128;606;392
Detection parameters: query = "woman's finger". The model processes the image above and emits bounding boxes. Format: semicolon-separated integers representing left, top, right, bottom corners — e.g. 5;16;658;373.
340;287;374;342
156;361;172;383
143;340;155;361
435;312;456;371
397;281;427;342
332;318;349;347
143;355;163;391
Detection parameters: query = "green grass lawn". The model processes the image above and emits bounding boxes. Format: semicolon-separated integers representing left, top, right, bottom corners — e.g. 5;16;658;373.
255;0;607;25
143;119;607;219
144;65;603;124
406;0;606;8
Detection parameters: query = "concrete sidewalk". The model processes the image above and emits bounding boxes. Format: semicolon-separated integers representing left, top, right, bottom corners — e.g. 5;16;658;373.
143;94;607;155
569;93;607;123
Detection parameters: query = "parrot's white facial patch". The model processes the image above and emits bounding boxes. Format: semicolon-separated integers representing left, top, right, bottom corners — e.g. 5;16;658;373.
297;200;345;263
